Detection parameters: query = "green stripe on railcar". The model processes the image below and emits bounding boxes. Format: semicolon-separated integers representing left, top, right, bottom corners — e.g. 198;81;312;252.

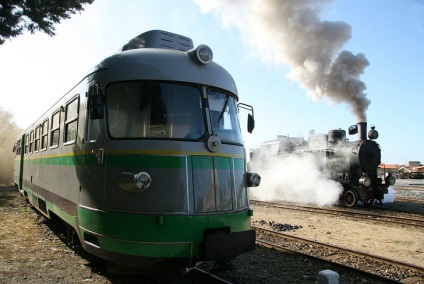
22;153;245;168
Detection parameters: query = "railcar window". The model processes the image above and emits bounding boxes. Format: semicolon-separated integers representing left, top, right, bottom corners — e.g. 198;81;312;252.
29;131;34;154
50;111;61;148
16;139;21;156
86;84;101;142
86;112;100;142
64;97;79;144
24;134;29;155
41;120;48;151
106;81;205;140
34;126;40;152
207;89;243;144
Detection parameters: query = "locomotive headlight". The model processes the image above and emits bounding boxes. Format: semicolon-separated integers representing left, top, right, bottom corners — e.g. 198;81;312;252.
134;172;152;189
385;174;396;186
359;176;371;187
188;44;213;65
245;172;261;187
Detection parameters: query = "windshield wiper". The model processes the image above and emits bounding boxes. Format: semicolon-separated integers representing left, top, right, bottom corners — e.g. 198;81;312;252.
217;96;229;123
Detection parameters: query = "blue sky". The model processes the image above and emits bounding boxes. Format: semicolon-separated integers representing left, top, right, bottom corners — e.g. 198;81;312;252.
0;0;423;165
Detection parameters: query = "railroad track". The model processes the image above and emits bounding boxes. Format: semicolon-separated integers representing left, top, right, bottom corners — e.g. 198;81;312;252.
395;196;424;204
183;267;233;283
394;186;424;191
251;199;424;227
393;186;424;191
118;265;233;283
253;226;424;283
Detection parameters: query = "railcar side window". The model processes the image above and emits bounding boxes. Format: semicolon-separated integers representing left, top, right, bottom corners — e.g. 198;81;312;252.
24;134;29;155
106;81;204;140
34;126;40;152
64;97;79;144
41;120;48;151
16;139;21;156
50;111;61;148
86;84;101;143
29;131;34;154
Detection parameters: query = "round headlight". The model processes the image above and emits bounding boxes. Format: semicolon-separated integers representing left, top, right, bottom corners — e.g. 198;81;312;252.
196;45;213;64
134;172;152;189
359;176;371;187
249;173;261;187
385;175;396;186
188;45;213;65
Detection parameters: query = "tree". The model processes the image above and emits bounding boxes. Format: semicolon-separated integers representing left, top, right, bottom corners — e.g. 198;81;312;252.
0;107;22;184
0;0;94;45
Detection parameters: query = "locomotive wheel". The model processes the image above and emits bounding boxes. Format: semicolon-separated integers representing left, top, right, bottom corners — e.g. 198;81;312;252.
343;190;358;207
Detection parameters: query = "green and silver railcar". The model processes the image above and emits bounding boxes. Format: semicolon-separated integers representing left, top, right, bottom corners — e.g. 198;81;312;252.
13;30;261;268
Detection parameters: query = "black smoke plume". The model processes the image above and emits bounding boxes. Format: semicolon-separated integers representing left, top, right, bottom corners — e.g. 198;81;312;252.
195;0;370;121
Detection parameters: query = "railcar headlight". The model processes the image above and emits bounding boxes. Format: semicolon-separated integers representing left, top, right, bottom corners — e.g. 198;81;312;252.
245;172;261;187
385;174;396;186
134;172;152;189
116;171;152;192
188;44;213;64
359;176;371;187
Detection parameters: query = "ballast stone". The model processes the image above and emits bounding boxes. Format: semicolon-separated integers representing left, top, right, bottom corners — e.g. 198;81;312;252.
317;269;339;284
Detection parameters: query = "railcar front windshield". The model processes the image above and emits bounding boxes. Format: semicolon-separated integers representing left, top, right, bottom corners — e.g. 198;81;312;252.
106;81;205;140
207;88;243;144
105;81;242;144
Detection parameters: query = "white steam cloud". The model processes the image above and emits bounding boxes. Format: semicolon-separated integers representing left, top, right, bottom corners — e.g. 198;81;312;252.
195;0;370;121
383;186;395;203
249;154;343;206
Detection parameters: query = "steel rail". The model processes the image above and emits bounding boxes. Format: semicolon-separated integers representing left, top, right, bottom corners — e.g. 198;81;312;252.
370;204;424;215
184;267;233;283
393;185;424;190
395;196;424;204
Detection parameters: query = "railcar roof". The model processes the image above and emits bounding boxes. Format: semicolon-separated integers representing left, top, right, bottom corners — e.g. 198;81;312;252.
91;48;238;97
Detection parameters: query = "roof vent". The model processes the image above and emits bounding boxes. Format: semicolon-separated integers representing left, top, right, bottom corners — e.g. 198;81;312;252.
121;30;194;52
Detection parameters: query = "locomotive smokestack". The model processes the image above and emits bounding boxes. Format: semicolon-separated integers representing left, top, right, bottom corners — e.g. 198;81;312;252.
357;122;367;141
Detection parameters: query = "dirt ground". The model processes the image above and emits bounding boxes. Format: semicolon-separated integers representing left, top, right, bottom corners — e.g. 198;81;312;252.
0;186;116;284
1;185;423;283
251;203;424;267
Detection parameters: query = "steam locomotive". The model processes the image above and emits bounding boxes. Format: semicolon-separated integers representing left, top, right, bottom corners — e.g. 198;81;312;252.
13;30;261;269
250;122;395;207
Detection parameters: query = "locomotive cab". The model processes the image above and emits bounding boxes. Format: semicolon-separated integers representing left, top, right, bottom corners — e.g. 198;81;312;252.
328;129;346;145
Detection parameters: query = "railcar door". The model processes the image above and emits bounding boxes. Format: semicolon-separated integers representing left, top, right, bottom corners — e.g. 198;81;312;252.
17;134;25;192
78;82;105;210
